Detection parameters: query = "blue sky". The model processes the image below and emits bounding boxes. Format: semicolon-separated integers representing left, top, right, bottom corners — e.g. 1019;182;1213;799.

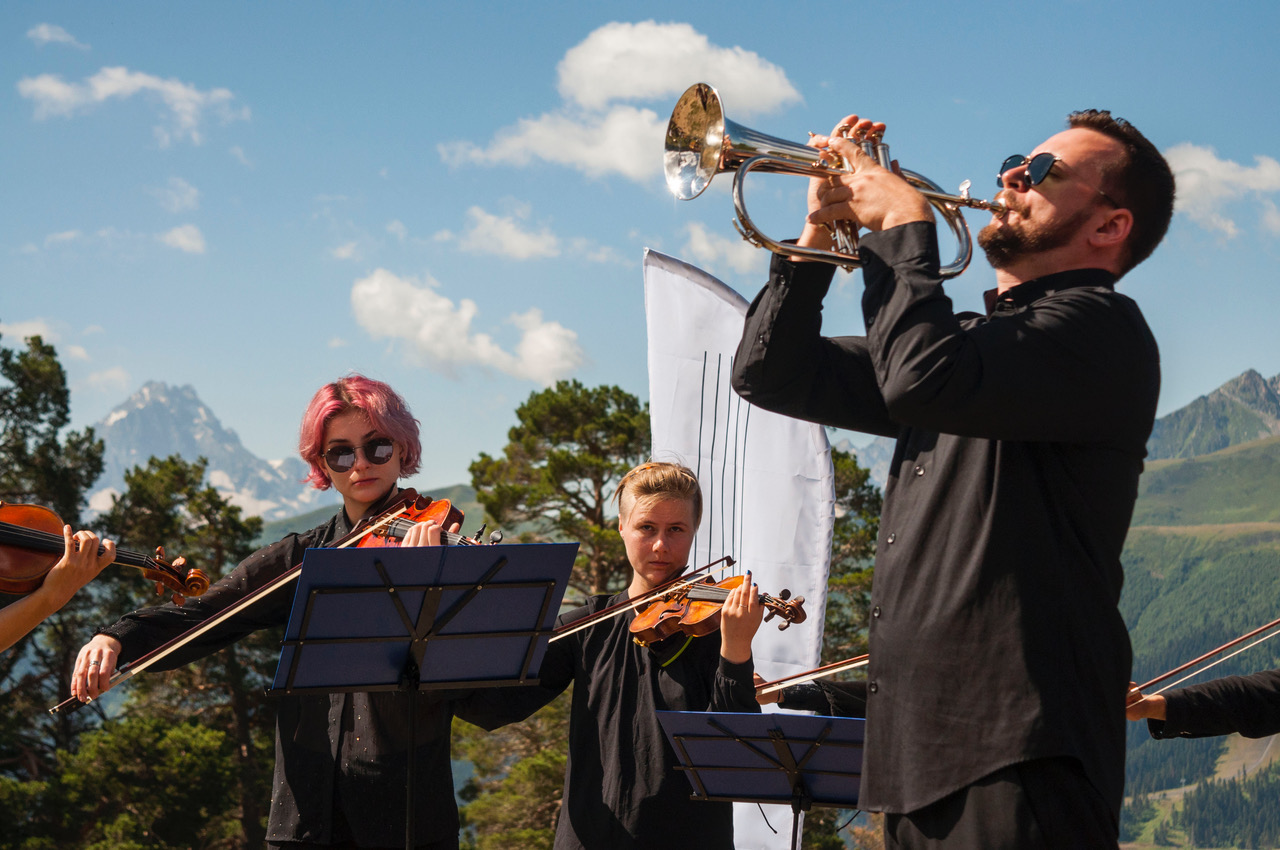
4;2;1279;493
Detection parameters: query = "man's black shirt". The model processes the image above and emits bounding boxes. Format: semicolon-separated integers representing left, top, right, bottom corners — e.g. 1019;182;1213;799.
732;222;1160;817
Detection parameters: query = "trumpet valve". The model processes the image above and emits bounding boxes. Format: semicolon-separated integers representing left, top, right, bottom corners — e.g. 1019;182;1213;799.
959;179;972;200
733;218;764;248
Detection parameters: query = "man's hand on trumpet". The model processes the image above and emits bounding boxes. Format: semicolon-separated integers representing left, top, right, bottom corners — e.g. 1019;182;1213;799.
796;114;934;257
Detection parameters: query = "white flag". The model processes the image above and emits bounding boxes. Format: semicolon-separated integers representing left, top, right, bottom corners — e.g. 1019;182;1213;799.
643;249;834;850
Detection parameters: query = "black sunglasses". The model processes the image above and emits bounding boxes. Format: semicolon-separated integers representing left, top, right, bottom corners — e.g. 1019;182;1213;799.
323;438;395;473
998;152;1119;207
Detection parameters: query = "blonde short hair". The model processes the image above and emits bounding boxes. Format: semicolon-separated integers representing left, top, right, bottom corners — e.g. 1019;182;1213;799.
614;462;702;526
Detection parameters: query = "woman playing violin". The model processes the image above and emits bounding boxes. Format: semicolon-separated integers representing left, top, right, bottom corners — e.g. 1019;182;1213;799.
72;374;468;850
462;462;764;850
0;526;116;653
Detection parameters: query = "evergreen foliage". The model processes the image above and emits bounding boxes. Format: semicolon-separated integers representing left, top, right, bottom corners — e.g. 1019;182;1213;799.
469;380;650;597
1177;762;1280;848
0;333;269;850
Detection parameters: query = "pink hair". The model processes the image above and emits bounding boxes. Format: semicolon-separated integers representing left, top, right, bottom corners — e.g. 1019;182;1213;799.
298;374;422;490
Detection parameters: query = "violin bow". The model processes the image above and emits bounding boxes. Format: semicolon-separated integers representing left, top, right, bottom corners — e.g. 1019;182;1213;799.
547;556;736;643
1127;613;1280;705
755;653;870;697
49;503;413;716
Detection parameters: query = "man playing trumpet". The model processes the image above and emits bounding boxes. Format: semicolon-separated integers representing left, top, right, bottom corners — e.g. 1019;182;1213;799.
732;111;1174;849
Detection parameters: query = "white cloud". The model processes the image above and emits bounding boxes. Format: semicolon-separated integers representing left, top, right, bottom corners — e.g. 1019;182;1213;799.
1264;201;1280;236
152;177;200;212
1164;142;1280;238
229;145;252;167
0;320;87;362
441;106;664;183
84;367;130;391
387;220;408;241
557;21;799;116
438;21;798;185
331;241;360;260
27;24;88;50
568;237;627;265
158;224;206;253
44;229;82;247
17;66;249;146
0;319;57;343
681;221;766;275
452;206;560;259
350;268;583;385
328;337;348;348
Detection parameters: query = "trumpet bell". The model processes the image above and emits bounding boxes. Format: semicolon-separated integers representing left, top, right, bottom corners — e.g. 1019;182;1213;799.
665;82;828;201
664;82;725;200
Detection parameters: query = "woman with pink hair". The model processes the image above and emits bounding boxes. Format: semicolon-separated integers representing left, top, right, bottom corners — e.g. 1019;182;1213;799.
71;374;474;850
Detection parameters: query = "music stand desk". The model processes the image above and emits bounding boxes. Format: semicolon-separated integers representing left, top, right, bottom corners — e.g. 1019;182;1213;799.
657;710;864;850
267;542;577;850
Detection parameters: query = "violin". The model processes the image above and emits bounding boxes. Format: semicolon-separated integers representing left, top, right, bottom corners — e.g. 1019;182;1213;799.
629;573;807;647
350;491;498;548
0;501;209;602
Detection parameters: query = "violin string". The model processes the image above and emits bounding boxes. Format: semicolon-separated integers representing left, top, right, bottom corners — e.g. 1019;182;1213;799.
0;521;157;571
376;516;470;546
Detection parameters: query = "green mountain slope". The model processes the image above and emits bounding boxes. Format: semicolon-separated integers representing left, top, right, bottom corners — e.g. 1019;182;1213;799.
1147;369;1280;460
1133;434;1280;527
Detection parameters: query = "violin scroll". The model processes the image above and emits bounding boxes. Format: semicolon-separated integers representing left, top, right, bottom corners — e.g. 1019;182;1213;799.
143;547;210;605
762;590;806;631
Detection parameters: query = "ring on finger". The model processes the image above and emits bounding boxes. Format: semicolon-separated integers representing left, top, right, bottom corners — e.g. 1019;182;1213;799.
89;660;100;667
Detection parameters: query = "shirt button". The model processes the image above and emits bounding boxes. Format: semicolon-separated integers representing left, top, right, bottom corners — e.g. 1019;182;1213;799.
872;606;881;618
868;682;879;694
914;465;924;477
886;532;896;544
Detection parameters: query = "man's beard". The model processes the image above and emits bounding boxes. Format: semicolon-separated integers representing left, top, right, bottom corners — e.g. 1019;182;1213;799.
977;202;1092;269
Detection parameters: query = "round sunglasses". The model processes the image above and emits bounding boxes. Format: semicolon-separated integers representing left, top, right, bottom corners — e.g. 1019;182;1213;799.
323;438;395;473
997;152;1119;207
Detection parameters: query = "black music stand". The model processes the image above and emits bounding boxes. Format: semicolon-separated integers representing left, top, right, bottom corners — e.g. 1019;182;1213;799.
657;710;865;850
268;542;577;850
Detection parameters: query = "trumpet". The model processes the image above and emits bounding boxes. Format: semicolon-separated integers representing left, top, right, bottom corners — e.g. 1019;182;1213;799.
664;82;1006;276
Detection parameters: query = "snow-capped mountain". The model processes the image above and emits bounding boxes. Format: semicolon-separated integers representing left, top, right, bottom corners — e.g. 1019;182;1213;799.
87;381;339;521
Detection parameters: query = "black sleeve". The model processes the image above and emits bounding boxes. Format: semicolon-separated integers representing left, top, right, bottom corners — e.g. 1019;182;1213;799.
98;529;321;669
708;656;760;714
1149;669;1280;740
778;680;867;717
732;251;897;437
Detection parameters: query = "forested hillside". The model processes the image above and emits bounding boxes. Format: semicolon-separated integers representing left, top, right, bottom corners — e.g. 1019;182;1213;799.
1119;433;1280;846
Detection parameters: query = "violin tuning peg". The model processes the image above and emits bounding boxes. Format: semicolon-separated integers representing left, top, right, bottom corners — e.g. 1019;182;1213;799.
154;582;164;597
489;530;504;545
778;588;791;600
777;620;790;631
763;610;776;622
